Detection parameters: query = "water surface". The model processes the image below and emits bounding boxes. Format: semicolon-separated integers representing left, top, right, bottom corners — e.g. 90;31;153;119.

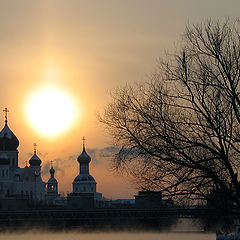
0;232;215;240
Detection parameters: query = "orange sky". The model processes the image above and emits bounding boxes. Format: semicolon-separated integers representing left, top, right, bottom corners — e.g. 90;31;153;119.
0;0;239;199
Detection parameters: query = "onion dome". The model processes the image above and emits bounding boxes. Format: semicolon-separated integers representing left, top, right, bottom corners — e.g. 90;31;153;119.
29;143;41;166
49;161;55;177
50;167;55;175
29;154;41;166
0;123;19;151
77;148;91;163
77;137;91;163
0;153;10;165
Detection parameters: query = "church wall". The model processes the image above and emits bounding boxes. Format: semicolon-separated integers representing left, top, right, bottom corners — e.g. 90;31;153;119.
29;165;42;177
0;150;18;167
14;180;46;202
0;182;12;197
1;197;30;210
47;182;58;193
73;181;96;193
67;193;95;209
0;165;10;179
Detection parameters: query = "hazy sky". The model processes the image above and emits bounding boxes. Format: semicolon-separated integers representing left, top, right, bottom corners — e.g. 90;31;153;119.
0;0;240;198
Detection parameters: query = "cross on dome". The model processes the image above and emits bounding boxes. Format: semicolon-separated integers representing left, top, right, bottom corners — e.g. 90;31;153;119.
82;136;86;150
29;143;41;166
3;108;9;124
49;160;55;177
0;107;19;151
33;143;37;155
77;136;91;164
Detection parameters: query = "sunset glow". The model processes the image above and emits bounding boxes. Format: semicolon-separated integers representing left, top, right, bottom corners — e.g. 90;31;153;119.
26;88;77;137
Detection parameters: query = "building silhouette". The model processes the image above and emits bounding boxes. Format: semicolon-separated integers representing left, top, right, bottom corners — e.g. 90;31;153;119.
0;108;170;211
0;108;103;210
67;137;102;209
46;161;61;204
0;109;45;209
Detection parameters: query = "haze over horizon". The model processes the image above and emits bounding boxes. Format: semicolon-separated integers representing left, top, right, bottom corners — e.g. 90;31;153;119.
0;0;239;199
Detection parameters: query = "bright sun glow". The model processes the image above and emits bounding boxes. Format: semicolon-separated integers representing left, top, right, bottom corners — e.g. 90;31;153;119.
27;88;77;137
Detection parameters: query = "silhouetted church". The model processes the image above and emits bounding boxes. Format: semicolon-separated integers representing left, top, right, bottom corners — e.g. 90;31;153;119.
67;137;102;209
0;108;102;210
0;108;46;209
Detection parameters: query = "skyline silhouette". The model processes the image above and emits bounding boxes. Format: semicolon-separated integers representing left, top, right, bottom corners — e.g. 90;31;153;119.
0;0;239;199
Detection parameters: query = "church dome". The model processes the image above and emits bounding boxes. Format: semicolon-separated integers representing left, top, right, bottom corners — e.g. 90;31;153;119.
77;147;91;163
0;153;10;165
0;123;19;151
29;153;41;166
29;143;41;166
50;167;55;175
73;174;96;182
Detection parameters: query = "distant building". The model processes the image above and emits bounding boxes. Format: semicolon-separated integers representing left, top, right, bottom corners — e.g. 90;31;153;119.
103;199;135;208
67;137;102;209
135;191;163;209
207;188;234;209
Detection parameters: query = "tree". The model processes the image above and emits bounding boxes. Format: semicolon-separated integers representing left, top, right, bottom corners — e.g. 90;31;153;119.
99;19;240;211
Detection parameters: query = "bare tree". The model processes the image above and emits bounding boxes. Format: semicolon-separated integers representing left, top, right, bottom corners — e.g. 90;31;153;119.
100;19;240;211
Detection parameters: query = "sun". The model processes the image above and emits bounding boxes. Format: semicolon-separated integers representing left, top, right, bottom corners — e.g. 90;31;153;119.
26;87;78;137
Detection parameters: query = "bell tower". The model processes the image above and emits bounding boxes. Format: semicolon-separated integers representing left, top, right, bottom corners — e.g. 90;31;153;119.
47;161;58;195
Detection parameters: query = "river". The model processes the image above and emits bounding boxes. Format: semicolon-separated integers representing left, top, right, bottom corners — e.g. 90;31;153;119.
0;232;215;240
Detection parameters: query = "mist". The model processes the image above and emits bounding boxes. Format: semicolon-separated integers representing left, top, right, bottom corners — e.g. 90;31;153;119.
0;231;215;240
